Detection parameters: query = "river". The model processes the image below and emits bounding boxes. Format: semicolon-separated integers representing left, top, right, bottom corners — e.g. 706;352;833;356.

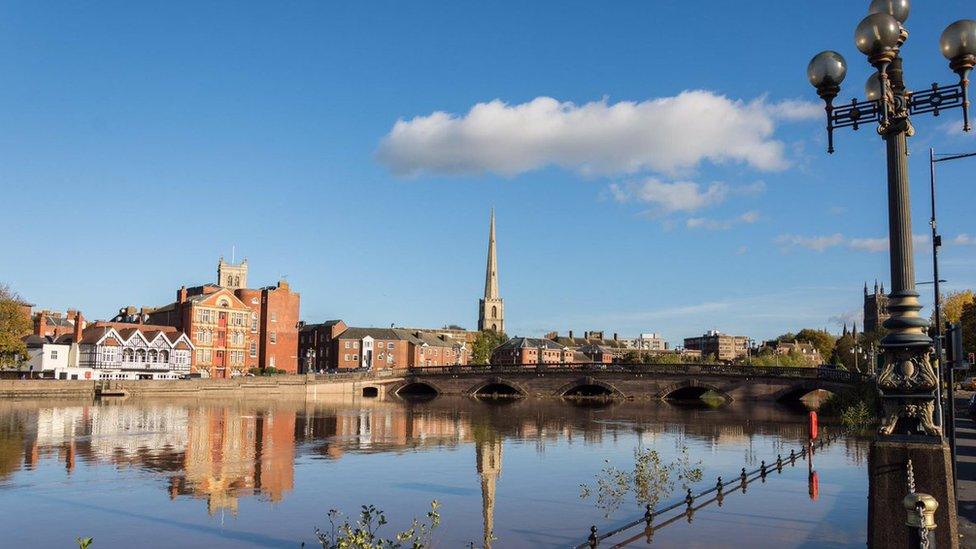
0;395;867;548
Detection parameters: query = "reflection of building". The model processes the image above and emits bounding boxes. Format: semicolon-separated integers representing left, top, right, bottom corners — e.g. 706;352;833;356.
478;210;505;333
863;280;890;334
178;406;296;514
476;437;502;549
683;331;749;361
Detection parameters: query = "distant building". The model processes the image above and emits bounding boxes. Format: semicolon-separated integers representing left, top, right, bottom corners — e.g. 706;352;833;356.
491;337;574;365
298;320;347;373
622;333;668;352
759;339;823;365
683;331;749;362
546;330;631;362
331;327;468;370
32;309;85;339
864;280;890;334
478;210;505;333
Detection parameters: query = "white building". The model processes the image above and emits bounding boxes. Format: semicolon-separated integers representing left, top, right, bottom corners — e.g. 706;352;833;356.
76;325;194;380
23;335;75;375
622;333;668;352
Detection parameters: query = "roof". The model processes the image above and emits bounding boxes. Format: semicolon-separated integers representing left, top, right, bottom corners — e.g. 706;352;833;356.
300;320;343;332
552;336;628;349
337;327;402;341
495;337;567;351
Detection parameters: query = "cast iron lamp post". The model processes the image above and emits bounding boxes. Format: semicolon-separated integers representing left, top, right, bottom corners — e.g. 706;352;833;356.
808;0;976;437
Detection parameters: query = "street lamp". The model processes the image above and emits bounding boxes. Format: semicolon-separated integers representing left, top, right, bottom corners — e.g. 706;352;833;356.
808;3;976;437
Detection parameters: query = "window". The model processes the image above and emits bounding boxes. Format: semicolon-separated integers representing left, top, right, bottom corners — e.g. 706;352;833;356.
353;354;358;361
353;342;359;349
344;354;350;361
345;341;351;349
251;314;258;332
50;350;58;359
270;331;277;344
387;343;394;350
250;342;257;357
269;356;276;369
251;297;259;304
271;312;277;322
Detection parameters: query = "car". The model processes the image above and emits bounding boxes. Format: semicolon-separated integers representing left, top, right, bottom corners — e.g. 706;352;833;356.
968;393;976;418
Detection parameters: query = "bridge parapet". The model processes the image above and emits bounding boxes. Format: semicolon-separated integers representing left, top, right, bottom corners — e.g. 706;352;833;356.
404;363;868;384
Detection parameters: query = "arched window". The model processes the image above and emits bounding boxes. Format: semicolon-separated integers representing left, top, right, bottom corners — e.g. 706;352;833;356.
136;349;146;363
492;306;497;317
159;350;169;363
122;349;134;362
148;350;158;363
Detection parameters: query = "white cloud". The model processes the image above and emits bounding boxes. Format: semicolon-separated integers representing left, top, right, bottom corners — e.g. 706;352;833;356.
954;233;976;246
610;178;728;214
777;233;930;253
686;210;760;230
378;92;818;177
849;237;888;253
776;233;845;252
849;234;929;253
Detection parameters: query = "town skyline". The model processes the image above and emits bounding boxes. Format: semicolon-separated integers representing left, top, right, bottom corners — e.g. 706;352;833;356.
2;1;975;344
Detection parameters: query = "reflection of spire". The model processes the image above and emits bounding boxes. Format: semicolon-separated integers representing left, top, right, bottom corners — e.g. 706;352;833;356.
476;437;502;549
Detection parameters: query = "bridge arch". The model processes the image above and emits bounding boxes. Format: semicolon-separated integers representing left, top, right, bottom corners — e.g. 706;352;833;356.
772;381;839;403
657;380;732;402
555;377;623;398
467;377;527;398
393;380;442;399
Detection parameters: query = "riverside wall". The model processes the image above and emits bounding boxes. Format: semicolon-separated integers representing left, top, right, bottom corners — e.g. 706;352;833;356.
0;374;403;399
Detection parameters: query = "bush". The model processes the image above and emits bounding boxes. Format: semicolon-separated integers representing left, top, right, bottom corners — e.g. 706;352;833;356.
818;382;879;429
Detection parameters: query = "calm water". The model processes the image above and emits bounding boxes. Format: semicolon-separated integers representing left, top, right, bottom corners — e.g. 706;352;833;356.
0;395;868;548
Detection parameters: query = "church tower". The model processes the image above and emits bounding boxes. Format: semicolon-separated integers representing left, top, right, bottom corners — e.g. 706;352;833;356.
217;256;248;289
478;209;504;333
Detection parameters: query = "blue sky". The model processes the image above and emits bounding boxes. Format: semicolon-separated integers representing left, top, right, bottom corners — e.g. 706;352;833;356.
2;1;974;345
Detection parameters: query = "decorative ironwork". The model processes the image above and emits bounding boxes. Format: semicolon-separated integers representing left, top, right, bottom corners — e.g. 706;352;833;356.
909;82;966;117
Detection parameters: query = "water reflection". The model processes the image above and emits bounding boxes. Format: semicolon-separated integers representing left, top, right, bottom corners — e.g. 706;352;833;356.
0;396;868;548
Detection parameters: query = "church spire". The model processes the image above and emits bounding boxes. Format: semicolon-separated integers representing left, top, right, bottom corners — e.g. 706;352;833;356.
478;209;504;333
484;209;499;300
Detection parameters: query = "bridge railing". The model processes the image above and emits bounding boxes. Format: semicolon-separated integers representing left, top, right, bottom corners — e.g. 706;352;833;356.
402;362;869;383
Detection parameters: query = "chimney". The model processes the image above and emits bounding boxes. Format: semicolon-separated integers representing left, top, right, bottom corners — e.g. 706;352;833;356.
32;312;42;336
613;333;618;341
73;311;84;342
569;330;574;339
178;286;188;303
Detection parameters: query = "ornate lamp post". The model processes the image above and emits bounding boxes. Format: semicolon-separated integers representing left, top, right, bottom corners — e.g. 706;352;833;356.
808;3;975;546
808;1;975;438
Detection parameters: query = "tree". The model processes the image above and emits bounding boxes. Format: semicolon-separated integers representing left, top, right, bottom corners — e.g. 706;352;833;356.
932;290;975;326
776;328;837;361
961;302;976;359
830;332;869;372
0;284;31;369
471;330;507;365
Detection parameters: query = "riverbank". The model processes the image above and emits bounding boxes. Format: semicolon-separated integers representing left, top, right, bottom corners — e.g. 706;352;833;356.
0;373;402;399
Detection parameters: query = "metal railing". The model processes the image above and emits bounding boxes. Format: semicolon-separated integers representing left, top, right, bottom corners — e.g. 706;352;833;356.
574;428;852;548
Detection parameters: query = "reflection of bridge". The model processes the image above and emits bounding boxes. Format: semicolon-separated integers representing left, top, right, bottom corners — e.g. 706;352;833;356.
381;364;867;402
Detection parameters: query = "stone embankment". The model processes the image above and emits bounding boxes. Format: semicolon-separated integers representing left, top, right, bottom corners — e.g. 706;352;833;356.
0;372;403;399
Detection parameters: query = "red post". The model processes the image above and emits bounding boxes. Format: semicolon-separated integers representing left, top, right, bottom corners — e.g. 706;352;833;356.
808;411;818;441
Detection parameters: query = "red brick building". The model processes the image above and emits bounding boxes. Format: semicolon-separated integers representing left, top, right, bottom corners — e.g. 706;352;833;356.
33;310;86;339
140;258;301;376
491;337;574;366
301;325;468;371
298;320;347;373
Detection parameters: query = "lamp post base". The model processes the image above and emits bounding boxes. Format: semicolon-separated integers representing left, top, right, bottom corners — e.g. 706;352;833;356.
868;439;958;548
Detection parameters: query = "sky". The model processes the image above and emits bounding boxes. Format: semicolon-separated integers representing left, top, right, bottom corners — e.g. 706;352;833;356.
2;1;975;346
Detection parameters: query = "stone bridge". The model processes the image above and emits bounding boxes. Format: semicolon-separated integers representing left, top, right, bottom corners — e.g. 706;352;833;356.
375;363;866;402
